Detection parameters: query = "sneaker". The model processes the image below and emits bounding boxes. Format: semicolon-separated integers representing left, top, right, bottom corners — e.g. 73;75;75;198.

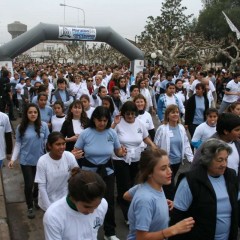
27;208;35;219
104;235;120;240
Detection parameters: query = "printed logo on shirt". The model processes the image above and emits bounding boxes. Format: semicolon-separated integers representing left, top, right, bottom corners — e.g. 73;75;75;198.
137;128;142;134
107;135;114;142
93;217;101;229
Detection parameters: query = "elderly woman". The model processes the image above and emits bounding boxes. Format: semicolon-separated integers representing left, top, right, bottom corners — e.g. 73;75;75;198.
170;139;239;240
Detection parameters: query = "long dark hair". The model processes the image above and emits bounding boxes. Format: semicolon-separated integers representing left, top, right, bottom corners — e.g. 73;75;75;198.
102;96;115;116
19;103;42;138
66;100;89;128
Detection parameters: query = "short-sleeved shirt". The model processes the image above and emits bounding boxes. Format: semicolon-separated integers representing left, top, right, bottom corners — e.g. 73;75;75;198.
35;151;78;211
39;106;53;124
75;127;121;174
0;112;12;159
174;176;232;240
127;183;169;240
112;118;148;163
193;95;205;125
43;197;108;240
16;122;49;165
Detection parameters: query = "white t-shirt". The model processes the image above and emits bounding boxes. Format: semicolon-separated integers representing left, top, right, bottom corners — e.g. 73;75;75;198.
43;197;108;240
191;122;216;145
112;118;148;163
191;79;216;93
227;142;239;175
222;80;240;103
15;83;25;99
136;111;154;131
166;95;177;106
85;107;95;119
51;115;66;132
35;151;78;211
72;119;84;135
136;111;154;149
0;112;12;160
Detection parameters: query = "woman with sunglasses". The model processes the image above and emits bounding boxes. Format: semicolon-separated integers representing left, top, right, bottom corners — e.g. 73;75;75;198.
112;101;157;225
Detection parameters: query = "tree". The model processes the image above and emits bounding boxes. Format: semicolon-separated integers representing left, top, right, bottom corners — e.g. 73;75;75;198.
197;0;240;40
137;0;197;67
196;0;240;69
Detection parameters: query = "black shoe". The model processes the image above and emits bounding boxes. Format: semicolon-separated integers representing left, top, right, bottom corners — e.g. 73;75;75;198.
33;198;40;210
27;208;35;219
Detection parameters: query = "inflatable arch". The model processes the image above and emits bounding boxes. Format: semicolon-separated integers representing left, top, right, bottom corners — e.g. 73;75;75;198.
0;23;144;62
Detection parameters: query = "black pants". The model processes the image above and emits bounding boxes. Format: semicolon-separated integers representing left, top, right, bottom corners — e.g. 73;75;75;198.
163;162;181;200
102;173;116;237
20;165;38;209
0;97;15;119
113;160;139;221
188;124;199;138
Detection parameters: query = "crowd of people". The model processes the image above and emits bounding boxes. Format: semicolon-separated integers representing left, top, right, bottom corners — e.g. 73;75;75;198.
0;61;240;240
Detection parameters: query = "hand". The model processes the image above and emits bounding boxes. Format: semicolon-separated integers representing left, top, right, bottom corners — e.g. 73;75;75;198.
121;145;127;157
71;149;84;159
6;154;11;160
167;199;174;211
151;108;156;115
113;114;121;125
172;217;195;235
8;160;14;169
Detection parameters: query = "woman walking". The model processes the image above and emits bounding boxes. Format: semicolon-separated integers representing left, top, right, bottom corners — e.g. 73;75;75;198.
8;103;49;219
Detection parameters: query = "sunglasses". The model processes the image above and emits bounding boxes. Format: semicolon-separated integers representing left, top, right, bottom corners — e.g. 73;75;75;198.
87;80;93;82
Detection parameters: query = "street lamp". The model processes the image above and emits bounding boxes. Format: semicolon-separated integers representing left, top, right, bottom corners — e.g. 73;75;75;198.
59;3;86;64
151;52;157;66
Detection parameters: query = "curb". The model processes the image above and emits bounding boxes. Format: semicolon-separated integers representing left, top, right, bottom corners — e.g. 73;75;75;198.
0;172;11;240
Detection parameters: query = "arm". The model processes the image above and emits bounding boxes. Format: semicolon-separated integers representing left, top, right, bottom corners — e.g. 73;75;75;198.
38;183;52;211
143;136;157;150
8;142;21;168
157;98;164;121
64;95;74;107
135;219;194;240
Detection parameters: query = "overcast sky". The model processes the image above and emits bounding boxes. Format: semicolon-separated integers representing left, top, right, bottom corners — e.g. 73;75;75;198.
0;0;203;44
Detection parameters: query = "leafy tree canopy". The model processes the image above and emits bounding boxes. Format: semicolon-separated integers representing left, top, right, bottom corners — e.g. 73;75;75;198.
196;0;240;40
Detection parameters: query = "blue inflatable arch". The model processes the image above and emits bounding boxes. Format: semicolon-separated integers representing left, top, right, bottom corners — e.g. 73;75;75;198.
0;22;144;61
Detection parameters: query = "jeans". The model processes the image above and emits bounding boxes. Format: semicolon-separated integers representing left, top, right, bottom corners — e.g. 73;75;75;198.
218;100;231;114
20;165;38;209
113;160;139;221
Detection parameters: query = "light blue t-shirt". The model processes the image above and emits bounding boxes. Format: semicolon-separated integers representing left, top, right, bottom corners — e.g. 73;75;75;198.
39;106;53;124
16;122;49;166
174;176;232;240
193;95;205;125
169;125;182;165
75;128;121;175
127;183;169;240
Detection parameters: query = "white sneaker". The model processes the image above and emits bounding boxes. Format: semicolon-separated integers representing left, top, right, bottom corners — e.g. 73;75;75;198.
104;235;120;240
